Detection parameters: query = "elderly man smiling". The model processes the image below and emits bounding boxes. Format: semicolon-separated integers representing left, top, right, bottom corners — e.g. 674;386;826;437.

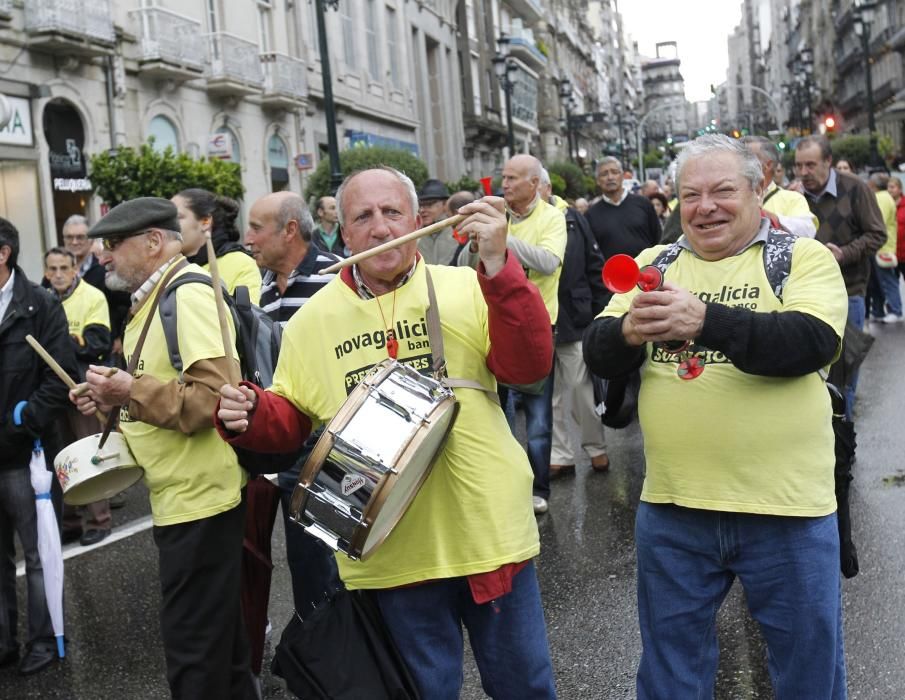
584;134;849;699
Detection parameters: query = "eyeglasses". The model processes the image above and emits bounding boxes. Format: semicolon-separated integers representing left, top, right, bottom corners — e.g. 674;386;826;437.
63;234;88;242
102;237;125;251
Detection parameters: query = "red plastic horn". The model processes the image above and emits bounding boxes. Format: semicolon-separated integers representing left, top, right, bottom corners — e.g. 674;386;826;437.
480;176;493;196
602;254;663;293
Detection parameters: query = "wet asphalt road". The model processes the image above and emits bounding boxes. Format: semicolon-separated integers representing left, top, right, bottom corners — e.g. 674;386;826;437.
1;322;904;699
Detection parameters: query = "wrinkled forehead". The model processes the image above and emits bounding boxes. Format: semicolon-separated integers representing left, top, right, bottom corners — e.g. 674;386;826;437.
345;172;414;214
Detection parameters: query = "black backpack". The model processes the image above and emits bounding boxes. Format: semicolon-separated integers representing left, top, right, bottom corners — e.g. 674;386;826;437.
157;273;283;476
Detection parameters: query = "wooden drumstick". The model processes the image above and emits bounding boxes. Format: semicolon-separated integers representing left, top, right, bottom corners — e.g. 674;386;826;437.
205;233;241;386
25;334;109;424
320;213;466;275
72;367;119;396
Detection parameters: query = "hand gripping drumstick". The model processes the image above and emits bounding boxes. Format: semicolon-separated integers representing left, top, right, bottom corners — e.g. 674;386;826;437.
25;334;110;425
320;213;466;275
205;233;242;386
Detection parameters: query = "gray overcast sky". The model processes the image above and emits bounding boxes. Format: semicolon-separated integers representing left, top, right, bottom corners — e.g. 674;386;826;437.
617;1;744;103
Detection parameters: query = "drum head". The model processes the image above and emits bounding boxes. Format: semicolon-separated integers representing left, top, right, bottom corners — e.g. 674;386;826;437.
64;467;144;506
360;397;459;560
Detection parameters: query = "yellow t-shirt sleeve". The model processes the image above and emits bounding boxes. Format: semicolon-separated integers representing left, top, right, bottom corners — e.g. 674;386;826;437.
268;305;326;429
84;289;111;330
781;238;849;339
174;282;237;369
541;207;567;261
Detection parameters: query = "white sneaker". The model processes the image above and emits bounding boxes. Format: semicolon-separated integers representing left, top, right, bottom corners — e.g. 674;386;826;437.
883;313;904;323
533;495;549;514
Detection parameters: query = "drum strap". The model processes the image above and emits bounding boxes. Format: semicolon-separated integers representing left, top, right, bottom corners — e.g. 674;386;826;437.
98;259;190;447
424;268;501;406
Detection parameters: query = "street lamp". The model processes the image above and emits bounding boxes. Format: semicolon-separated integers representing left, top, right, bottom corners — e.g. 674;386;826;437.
558;77;574;162
797;48;814;134
315;0;343;193
492;33;516;155
853;0;882;168
612;102;626;161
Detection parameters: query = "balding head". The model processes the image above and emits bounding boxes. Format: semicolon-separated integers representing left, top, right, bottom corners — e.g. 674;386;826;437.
246;191;315;274
502;154;543;213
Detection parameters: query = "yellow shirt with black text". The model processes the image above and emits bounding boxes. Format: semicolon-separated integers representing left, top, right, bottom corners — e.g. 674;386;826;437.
62;278;110;341
121;264;245;526
268;261;539;589
602;237;847;516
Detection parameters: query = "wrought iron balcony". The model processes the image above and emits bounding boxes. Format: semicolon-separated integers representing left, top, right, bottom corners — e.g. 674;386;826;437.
25;0;115;56
260;52;307;110
131;7;206;80
507;0;544;23
205;32;263;97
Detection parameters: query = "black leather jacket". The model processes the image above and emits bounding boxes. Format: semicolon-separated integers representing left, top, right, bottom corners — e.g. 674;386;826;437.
555;208;609;344
0;266;78;469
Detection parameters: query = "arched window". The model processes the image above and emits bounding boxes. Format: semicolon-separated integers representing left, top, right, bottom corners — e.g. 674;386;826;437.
148;115;179;153
268;133;289;192
215;125;240;162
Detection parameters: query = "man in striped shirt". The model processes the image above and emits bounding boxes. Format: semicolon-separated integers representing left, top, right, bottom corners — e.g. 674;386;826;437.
245;192;342;617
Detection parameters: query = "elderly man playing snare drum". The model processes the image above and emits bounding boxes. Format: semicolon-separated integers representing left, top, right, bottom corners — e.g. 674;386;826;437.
584;135;849;698
70;198;255;699
216;167;558;698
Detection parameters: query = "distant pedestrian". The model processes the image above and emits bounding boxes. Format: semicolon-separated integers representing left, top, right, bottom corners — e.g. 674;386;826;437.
312;195;345;257
866;172;902;323
889;175;905;284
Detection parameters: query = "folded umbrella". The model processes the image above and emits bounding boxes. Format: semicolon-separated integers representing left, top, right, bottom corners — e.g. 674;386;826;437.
14;402;66;658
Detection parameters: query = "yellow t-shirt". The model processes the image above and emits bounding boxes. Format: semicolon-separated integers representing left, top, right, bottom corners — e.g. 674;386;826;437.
602;237;848;516
876;190;898;257
206;250;262;305
763;182;819;230
121;264;245;526
508;198;566;324
62;279;110;341
269;261;539;589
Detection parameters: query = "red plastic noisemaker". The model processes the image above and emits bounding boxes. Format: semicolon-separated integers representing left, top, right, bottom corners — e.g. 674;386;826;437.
480;176;493;196
602;254;663;293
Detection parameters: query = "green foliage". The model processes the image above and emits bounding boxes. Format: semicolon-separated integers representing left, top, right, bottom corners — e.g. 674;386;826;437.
825;134;894;170
536;39;550;58
583;175;596;196
305;146;429;200
549;172;567;197
643;148;664;168
548;161;588;200
88;142;243;207
446;175;481;194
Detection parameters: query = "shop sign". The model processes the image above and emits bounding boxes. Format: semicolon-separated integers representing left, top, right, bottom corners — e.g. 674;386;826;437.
295;153;314;171
208;132;233;159
0;96;34;147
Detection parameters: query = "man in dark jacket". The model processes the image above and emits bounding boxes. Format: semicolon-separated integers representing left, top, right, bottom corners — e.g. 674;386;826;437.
538;173;610;477
0;217;78;675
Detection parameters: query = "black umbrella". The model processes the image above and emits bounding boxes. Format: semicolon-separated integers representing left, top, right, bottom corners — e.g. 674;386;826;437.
272;588;420;699
828;383;859;578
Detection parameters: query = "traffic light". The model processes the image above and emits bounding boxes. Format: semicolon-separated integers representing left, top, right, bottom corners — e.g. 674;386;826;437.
824;115;836;133
731;129;741;138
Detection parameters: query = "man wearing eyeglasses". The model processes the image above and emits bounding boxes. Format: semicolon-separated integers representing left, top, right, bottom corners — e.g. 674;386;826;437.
791;136;885;419
70;197;255;699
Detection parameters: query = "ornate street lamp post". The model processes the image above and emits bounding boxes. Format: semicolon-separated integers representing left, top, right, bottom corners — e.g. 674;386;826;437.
492;34;516;155
853;0;882;168
559;78;574;162
315;0;343;193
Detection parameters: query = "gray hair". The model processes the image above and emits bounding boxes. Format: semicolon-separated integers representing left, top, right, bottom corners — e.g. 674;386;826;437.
741;135;780;168
597;156;623;174
539;167;551;186
160;228;183;242
676;134;764;192
275;193;314;242
335;166;419;227
62;214;88;231
869;172;889;190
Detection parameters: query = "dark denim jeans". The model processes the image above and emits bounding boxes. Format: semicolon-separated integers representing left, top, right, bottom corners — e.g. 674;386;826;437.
498;373;555;500
845;296;866;421
373;561;557;700
0;468;53;653
635;503;846;700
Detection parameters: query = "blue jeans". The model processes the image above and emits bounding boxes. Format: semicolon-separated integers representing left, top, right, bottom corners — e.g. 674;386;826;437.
635;503;846;700
498;374;555;499
373;561;556;699
845;296;865;421
876;265;903;316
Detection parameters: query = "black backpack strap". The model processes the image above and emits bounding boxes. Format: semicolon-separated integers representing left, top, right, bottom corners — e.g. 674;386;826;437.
649;242;683;275
762;227;795;303
158;273;234;380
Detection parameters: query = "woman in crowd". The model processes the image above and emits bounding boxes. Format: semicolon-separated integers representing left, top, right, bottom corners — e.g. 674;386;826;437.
647;192;670;231
172;188;262;304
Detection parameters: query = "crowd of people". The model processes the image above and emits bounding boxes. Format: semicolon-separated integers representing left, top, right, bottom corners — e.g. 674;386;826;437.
0;131;901;698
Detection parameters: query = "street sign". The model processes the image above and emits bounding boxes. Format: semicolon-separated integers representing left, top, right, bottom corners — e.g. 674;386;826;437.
207;132;232;160
568;111;607;128
295;153;314;171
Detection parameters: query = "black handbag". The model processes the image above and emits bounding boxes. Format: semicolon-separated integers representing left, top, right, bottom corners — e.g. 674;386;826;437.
272;587;420;699
591;369;641;429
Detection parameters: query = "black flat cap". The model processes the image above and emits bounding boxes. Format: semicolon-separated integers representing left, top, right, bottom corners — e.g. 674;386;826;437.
88;197;180;239
418;179;450;203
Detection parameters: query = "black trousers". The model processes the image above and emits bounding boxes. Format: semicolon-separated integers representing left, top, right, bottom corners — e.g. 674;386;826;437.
153;496;255;700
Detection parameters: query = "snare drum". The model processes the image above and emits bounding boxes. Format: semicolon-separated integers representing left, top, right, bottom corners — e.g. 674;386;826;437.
54;432;143;506
290;359;458;561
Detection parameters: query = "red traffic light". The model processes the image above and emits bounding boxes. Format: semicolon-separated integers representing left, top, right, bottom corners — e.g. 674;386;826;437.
824;116;836;130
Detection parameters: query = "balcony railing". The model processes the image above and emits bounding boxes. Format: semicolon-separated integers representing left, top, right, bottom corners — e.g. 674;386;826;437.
25;0;115;45
260;52;307;101
206;32;263;89
132;7;206;73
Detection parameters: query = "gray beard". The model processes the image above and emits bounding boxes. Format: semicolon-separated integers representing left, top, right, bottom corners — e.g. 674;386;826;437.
104;270;133;292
